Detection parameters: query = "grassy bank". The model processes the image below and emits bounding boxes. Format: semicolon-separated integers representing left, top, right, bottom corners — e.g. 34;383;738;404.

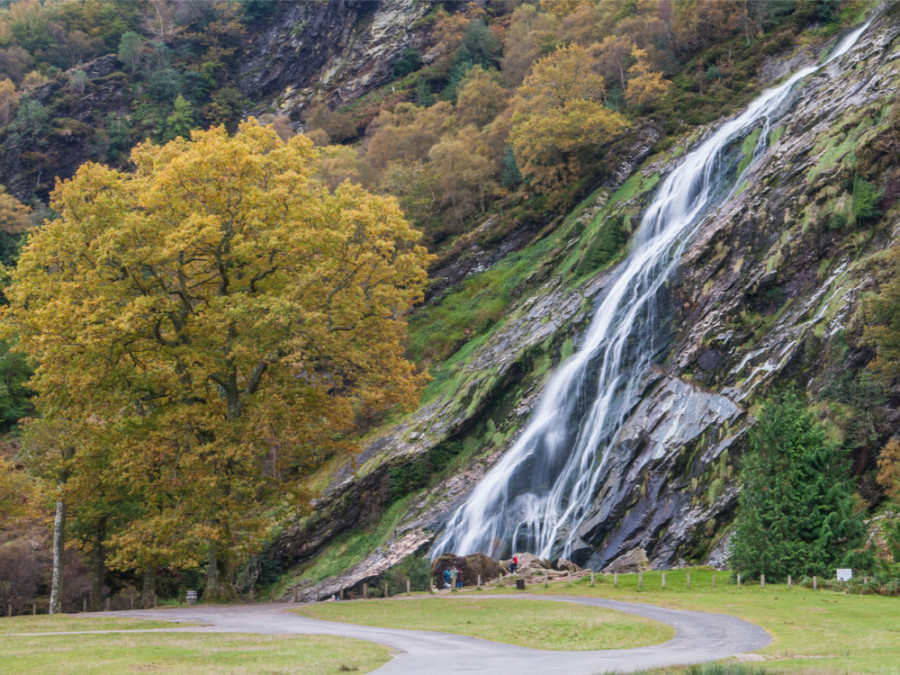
297;596;674;650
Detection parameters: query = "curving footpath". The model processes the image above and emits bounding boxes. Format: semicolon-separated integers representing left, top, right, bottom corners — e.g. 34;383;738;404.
99;594;771;674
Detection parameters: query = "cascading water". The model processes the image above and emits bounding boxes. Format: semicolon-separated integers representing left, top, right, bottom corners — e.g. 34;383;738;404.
431;21;871;562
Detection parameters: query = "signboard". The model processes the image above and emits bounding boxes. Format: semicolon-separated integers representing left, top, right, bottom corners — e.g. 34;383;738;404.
836;568;853;581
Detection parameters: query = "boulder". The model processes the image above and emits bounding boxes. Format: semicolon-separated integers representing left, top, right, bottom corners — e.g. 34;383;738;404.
556;558;582;573
601;548;651;574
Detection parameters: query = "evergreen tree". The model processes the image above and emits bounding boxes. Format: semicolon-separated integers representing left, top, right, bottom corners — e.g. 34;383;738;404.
729;390;865;581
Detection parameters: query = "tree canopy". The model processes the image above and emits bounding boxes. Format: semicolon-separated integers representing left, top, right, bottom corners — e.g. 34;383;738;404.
2;119;432;599
729;390;865;581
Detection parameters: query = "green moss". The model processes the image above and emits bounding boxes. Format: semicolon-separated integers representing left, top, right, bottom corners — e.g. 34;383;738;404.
301;496;415;584
768;125;785;146
737;128;762;177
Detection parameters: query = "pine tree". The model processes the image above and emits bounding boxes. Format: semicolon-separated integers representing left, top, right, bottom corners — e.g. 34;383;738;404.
729;390;865;581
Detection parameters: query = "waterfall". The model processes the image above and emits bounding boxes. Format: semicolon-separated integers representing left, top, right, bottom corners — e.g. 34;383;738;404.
431;21;871;562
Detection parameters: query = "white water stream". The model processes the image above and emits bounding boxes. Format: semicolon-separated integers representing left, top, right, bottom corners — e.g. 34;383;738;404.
432;21;870;561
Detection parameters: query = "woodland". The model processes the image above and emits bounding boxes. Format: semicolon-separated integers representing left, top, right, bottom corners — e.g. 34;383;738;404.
0;0;899;616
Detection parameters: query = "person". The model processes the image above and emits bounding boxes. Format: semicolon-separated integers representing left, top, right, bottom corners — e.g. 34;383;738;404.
511;555;518;575
443;568;451;589
456;567;463;588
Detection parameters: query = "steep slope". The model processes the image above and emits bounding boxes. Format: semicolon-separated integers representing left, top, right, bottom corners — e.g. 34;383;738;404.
274;5;900;599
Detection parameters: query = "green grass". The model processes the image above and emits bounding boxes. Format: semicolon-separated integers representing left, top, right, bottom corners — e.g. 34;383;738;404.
296;596;674;650
483;568;900;674
0;632;390;675
0;614;183;634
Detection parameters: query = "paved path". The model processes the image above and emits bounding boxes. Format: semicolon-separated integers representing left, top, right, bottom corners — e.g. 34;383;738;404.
99;594;770;674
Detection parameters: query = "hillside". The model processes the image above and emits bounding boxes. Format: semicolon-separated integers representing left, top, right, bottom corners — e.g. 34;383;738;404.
1;0;899;612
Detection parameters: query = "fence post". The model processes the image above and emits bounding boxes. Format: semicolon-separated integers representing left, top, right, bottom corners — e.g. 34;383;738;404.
33;601;37;615
614;572;618;588
407;579;411;595
590;571;595;587
638;571;643;589
661;571;666;589
813;576;817;590
712;572;716;589
83;596;88;613
363;583;368;600
476;575;481;589
737;573;741;587
761;573;765;589
105;598;110;612
293;586;299;603
686;571;691;589
544;570;548;588
271;589;276;603
787;575;792;589
384;581;388;598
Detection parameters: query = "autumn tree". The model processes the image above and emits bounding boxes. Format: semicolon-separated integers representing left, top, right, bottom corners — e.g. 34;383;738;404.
625;46;670;108
4;120;433;601
429;126;497;231
455;65;508;129
509;43;629;194
877;437;900;502
0;184;31;235
864;247;900;386
366;102;454;170
376;161;441;244
0;77;18;126
500;4;558;87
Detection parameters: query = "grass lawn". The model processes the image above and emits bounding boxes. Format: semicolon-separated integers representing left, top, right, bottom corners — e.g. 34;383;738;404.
296;596;674;650
484;569;900;674
0;614;183;634
0;631;391;675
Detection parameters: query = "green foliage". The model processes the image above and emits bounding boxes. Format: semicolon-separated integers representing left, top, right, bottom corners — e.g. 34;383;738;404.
458;19;501;70
500;144;522;189
414;77;433;107
11;98;48;140
380;555;431;595
0;339;32;430
730;390;867;581
162;94;195;142
392;48;423;78
852;175;883;222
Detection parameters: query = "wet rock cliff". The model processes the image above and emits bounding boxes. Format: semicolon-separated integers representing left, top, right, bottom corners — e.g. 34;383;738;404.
273;7;900;599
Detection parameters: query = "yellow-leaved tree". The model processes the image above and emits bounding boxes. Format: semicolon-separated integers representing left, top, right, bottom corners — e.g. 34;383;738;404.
3;120;433;602
509;43;629;195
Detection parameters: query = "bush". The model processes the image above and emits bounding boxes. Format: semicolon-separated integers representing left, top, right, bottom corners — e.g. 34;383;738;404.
392;48;423;78
852;175;884;222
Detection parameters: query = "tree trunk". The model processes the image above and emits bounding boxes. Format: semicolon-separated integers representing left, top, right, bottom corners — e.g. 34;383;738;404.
141;567;157;609
89;521;106;612
203;545;236;603
49;497;66;615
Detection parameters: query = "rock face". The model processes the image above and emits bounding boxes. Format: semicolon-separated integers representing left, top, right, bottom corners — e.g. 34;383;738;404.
602;549;652;574
239;0;438;118
274;7;900;595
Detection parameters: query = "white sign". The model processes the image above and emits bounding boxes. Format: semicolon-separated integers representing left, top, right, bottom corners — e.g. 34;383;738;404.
836;568;853;581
